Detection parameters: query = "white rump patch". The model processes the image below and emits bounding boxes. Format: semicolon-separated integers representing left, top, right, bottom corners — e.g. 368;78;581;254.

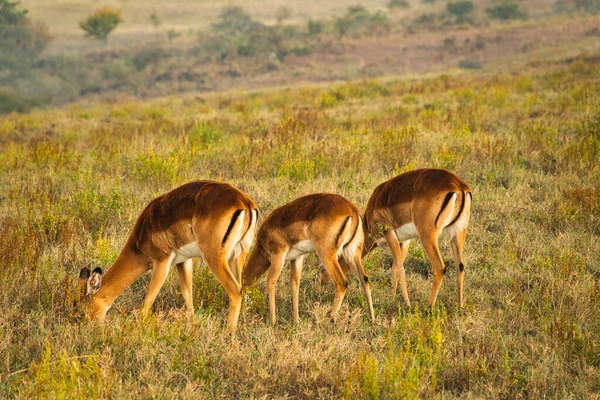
395;222;418;242
442;193;471;240
286;240;315;261
173;242;202;264
340;216;365;261
228;209;257;260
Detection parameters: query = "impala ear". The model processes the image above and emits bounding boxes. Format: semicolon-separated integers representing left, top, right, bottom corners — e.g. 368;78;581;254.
87;267;103;295
76;267;92;307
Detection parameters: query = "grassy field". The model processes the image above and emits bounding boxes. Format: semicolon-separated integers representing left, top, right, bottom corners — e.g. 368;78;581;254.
1;49;599;398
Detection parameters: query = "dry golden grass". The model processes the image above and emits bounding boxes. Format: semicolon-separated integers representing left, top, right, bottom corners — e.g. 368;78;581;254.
0;52;599;398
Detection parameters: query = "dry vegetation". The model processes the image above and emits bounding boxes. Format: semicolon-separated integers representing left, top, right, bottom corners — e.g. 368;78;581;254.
4;0;600;114
1;48;599;397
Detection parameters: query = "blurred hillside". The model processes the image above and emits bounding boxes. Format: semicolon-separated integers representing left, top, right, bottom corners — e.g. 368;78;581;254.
2;0;599;113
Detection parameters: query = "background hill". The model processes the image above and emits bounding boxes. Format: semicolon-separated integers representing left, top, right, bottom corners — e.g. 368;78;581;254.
2;0;599;112
0;0;599;398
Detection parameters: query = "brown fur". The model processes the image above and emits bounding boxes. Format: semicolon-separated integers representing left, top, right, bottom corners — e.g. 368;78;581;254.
80;180;258;334
243;193;374;325
362;169;472;308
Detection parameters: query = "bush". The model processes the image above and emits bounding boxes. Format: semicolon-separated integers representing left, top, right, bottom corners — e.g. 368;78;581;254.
486;1;528;20
388;0;410;9
574;0;600;13
307;19;323;36
132;46;169;71
0;0;50;76
275;6;291;24
0;89;41;114
458;57;482;69
447;0;475;24
209;6;292;61
80;7;123;42
334;5;390;37
212;6;259;36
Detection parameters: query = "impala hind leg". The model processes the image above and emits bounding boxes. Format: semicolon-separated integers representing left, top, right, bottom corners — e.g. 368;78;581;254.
385;230;411;307
420;233;446;308
204;253;243;334
176;259;194;314
290;256;305;325
340;255;375;322
316;248;348;322
267;252;286;325
228;247;248;288
141;254;175;316
450;229;467;307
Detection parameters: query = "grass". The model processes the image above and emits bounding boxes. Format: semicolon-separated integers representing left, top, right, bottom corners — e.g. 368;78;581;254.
0;52;599;397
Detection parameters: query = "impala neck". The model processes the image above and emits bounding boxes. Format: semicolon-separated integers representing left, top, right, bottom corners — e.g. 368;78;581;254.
90;241;148;319
362;214;377;258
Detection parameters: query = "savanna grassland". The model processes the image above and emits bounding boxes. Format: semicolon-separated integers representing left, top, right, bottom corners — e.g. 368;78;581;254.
1;52;600;399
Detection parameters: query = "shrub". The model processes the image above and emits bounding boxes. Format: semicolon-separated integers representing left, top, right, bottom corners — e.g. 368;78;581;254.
150;12;161;28
486;1;529;20
212;6;258;36
307;19;323;36
209;6;291;61
574;0;600;13
0;89;41;114
458;57;482;69
334;5;390;37
447;0;475;24
132;46;169;71
0;0;50;76
389;0;410;9
80;6;123;42
275;6;291;23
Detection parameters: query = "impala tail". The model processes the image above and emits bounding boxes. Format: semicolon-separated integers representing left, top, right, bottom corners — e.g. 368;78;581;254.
439;190;472;240
339;215;364;262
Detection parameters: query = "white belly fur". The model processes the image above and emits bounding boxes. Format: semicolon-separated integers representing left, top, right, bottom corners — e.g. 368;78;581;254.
172;242;202;264
395;222;418;242
285;240;315;261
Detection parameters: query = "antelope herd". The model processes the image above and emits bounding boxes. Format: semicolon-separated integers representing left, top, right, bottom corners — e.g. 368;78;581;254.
77;168;472;334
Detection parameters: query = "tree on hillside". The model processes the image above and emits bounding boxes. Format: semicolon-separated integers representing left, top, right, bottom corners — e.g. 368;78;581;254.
0;0;50;76
80;6;123;43
447;0;475;24
486;1;528;20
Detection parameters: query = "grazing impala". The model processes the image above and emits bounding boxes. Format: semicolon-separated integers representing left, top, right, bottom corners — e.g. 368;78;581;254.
243;193;375;325
359;169;471;308
77;181;258;334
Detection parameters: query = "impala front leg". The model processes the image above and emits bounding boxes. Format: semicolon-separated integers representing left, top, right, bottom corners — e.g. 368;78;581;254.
290;256;305;325
176;259;194;314
267;252;286;325
385;230;411;307
141;253;175;317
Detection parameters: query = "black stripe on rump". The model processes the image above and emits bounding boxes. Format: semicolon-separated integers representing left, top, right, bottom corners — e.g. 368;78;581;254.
447;191;468;227
344;215;361;248
335;216;351;247
222;209;243;246
435;192;456;226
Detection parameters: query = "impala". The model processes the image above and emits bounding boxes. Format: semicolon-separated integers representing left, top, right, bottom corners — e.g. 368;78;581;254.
243;193;375;325
77;181;258;334
358;168;471;308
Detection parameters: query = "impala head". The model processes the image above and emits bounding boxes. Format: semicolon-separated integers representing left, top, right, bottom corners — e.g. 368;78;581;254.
242;244;271;287
77;266;103;302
